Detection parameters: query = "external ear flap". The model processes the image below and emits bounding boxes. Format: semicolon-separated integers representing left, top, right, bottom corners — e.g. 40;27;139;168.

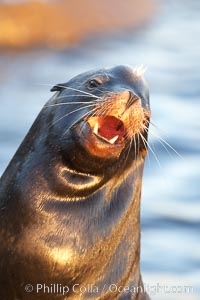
50;83;66;92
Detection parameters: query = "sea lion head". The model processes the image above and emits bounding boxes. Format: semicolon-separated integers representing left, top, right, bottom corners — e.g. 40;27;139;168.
48;65;150;173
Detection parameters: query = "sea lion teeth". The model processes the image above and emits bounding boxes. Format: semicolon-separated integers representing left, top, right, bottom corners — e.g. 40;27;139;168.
108;135;119;144
93;122;99;134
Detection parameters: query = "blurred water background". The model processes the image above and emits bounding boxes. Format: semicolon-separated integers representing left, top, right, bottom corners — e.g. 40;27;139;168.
0;0;199;299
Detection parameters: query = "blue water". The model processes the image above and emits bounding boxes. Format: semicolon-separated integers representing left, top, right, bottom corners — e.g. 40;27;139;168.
0;0;199;299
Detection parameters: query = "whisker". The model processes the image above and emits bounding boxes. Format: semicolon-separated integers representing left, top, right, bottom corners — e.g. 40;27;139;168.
123;136;133;169
134;134;137;161
141;128;162;169
143;124;184;160
57;85;101;99
46;93;116;110
139;132;150;166
50;104;97;129
147;119;169;136
62;107;98;137
135;133;139;162
38;83;101;99
49;94;100;101
147;128;172;158
45;101;98;107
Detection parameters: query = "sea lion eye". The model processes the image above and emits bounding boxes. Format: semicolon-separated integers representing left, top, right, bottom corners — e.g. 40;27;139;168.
87;79;102;89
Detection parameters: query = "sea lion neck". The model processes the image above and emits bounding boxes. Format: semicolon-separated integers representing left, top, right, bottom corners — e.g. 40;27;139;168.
41;159;145;299
39;141;145;199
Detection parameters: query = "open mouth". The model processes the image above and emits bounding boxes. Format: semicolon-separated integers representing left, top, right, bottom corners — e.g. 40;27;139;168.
86;115;126;145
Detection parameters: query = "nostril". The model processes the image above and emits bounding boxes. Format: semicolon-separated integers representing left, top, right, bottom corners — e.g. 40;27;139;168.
126;92;139;109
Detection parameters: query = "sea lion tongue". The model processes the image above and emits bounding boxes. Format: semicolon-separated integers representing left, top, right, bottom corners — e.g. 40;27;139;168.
97;116;125;143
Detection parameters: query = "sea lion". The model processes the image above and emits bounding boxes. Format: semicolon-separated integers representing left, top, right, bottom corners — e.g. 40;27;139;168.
0;65;151;300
